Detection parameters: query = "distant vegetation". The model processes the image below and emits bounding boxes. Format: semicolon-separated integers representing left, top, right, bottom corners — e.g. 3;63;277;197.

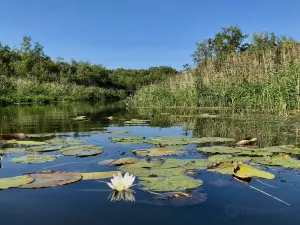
0;36;178;105
132;26;300;111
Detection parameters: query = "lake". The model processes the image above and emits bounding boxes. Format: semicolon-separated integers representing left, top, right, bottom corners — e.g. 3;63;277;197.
1;103;300;225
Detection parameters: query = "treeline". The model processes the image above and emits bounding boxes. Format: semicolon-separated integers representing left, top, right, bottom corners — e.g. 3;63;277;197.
133;26;300;111
0;36;178;105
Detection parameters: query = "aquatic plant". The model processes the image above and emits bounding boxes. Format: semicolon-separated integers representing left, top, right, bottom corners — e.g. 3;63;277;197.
107;172;135;192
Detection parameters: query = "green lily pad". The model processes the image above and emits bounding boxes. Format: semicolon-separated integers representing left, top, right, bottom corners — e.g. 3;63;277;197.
10;155;57;164
208;162;235;175
109;136;145;144
233;164;275;179
60;145;103;157
208;154;233;163
235;149;272;157
120;163;183;177
184;159;213;169
186;137;234;144
71;116;88;121
46;138;85;145
27;145;63;152
80;171;121;180
101;130;131;134
0;147;26;153
0;175;35;190
146;136;188;145
6;140;47;146
107;157;140;166
132;146;184;156
121;159;163;169
20;171;82;188
124;119;150;125
139;175;203;191
271;154;300;168
25;133;70;138
197;146;241;154
157;158;191;169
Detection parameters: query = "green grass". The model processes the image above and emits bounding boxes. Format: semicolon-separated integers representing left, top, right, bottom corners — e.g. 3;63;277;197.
0;77;126;106
131;61;300;112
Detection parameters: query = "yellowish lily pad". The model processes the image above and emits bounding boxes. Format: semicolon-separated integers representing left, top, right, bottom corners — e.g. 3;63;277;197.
80;171;121;180
233;164;275;180
0;175;34;190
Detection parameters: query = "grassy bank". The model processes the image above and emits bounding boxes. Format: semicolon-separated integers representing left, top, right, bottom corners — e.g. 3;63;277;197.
132;45;300;111
0;77;126;105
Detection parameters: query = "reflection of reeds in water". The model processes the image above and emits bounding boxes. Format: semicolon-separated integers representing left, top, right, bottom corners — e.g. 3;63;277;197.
108;190;135;202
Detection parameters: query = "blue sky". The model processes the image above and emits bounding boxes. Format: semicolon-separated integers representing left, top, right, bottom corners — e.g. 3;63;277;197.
0;0;299;69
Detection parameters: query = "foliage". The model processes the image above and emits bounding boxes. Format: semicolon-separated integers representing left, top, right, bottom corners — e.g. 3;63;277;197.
0;37;178;105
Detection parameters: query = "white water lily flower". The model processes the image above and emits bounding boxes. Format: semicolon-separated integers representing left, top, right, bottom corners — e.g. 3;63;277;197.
107;172;135;191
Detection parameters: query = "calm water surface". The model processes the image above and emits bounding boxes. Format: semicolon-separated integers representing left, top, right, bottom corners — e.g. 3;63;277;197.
1;103;300;225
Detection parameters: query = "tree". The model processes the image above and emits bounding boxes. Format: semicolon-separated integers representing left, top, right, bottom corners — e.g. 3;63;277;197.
213;26;248;57
192;38;214;64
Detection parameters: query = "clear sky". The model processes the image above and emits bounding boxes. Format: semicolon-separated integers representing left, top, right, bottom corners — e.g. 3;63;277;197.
0;0;299;69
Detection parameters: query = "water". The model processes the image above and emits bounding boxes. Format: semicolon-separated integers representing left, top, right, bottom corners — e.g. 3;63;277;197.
1;103;300;225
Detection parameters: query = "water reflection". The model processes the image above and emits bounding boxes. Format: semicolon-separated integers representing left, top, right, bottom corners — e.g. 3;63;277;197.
108;190;136;202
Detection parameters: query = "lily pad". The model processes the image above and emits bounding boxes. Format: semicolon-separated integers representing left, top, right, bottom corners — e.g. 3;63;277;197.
109;136;145;144
0;175;34;190
208;154;233;163
6;140;47;146
10;155;57;164
0;147;26;153
124;119;150;125
120;165;183;177
186;137;234;144
80;171;121;180
233;164;275;179
107;157;140;166
208;162;235;175
20;171;82;188
139;175;203;191
132;146;184;156
184;159;213;169
197;146;241;154
157;158;191;169
46;138;85;145
71;116;88;121
101;130;131;134
27;145;63;152
146;136;188;145
60;145;103;157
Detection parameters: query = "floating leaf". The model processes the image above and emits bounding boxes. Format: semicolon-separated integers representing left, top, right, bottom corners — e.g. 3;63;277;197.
124;119;150;125
186;137;234;144
0;175;34;190
208;162;235;175
107;157;140;166
80;171;121;180
208;154;233;163
157;158;191;169
0;147;26;153
6;140;47;146
109;136;145;144
101;130;131;134
10;155;57;163
184;159;213;169
27;145;63;152
152;191;207;206
132;146;184;156
197;146;241;154
139;175;203;191
120;164;183;177
20;171;82;188
71;116;87;121
46;138;85;145
60;145;103;157
146;136;188;145
98;159;116;166
233;164;275;179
